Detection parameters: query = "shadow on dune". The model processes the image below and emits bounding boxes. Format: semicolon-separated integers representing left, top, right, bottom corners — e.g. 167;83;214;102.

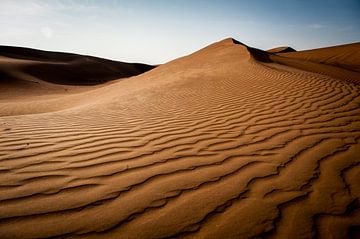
230;38;272;62
0;45;155;85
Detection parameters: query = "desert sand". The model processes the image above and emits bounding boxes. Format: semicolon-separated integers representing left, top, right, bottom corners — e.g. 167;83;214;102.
0;38;359;238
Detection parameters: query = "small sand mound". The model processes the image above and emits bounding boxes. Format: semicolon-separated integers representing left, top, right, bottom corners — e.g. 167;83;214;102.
267;46;296;53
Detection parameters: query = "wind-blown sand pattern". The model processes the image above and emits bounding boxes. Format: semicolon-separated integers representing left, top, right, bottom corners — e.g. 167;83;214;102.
0;38;359;238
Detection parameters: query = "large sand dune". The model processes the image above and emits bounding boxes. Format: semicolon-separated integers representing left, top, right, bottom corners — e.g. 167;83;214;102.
0;38;359;238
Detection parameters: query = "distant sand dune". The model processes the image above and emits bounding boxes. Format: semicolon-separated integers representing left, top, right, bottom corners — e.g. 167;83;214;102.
0;38;359;238
267;46;296;53
269;42;360;84
0;46;154;116
0;46;155;85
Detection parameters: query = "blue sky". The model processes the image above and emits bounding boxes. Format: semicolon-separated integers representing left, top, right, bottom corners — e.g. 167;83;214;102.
0;0;359;64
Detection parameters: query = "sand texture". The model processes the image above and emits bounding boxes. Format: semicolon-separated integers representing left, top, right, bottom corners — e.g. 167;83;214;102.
0;38;360;238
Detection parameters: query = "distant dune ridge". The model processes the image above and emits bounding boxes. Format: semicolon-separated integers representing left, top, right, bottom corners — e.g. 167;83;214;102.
0;46;155;115
0;45;155;85
269;42;360;84
0;38;359;238
267;46;296;53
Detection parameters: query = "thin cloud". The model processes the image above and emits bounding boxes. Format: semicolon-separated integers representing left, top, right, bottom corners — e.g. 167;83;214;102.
308;24;325;29
0;0;120;17
0;0;49;16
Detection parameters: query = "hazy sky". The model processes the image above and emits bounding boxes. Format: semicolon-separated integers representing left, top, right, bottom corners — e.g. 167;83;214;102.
1;0;359;64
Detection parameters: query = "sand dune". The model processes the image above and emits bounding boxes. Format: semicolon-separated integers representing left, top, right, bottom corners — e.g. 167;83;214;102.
0;46;155;85
0;46;154;116
0;38;359;238
267;46;296;53
269;42;360;84
276;43;360;72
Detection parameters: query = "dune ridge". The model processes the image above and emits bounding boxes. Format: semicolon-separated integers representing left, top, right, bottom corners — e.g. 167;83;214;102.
0;38;359;238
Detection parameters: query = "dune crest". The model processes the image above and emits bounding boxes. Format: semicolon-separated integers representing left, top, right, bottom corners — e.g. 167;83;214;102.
0;38;359;238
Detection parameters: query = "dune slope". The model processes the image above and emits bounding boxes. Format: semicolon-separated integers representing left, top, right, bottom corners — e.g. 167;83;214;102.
0;38;359;238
